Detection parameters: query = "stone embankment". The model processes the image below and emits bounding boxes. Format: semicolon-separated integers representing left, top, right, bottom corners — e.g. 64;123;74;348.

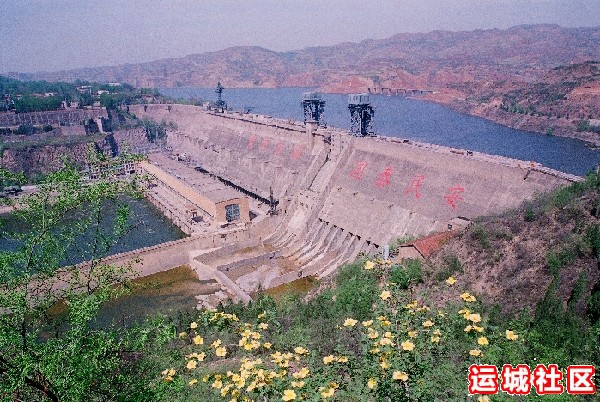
115;104;577;308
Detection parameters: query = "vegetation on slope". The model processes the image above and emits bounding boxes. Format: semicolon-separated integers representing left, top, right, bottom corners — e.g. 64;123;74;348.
1;165;599;401
156;175;600;401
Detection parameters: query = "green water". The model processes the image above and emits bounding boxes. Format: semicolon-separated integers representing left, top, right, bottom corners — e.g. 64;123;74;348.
96;265;220;327
0;196;186;264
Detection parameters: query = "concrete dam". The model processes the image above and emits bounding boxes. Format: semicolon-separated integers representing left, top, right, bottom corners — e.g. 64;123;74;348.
118;104;577;306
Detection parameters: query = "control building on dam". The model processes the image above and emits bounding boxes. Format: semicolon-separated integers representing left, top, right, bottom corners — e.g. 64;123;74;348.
122;103;578;306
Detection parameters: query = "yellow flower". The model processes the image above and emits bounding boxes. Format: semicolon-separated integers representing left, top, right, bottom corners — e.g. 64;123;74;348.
323;355;335;364
464;325;473;332
364;261;375;270
282;389;297;401
379;337;393;346
408;330;417;338
473;325;484;333
258;322;269;330
433;329;442;336
422;320;434;328
506;330;519;341
258;311;267;319
380;359;390;369
368;330;379;339
193;335;204;345
188;378;198;386
343;318;358;327
321;387;335;398
212;380;223;389
178;331;188;338
367;378;376;389
460;292;476;302
186;360;197;370
469;349;482;357
431;336;441;343
478;396;490;402
362;320;373;327
467;313;482;323
263;342;272;349
446;276;456;285
161;368;176;377
190;322;198;329
380;290;391;301
392;371;409;381
291;381;305;388
294;346;308;355
401;340;415;351
215;347;227;357
477;337;489;346
212;339;222;348
293;367;309;379
337;356;348;363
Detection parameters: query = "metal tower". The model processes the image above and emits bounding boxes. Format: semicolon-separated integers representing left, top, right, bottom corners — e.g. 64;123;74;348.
348;94;374;136
215;82;227;112
302;92;326;126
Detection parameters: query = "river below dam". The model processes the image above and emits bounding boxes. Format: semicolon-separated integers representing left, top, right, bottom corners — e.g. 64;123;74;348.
161;87;600;176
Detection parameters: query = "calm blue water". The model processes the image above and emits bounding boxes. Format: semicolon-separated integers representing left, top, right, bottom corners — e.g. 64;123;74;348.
161;87;600;176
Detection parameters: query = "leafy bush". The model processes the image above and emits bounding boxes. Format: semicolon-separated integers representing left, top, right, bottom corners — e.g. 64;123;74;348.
390;259;422;289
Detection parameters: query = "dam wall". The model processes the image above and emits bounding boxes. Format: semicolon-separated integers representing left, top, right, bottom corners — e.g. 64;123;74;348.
130;104;576;283
130;105;319;200
317;135;569;246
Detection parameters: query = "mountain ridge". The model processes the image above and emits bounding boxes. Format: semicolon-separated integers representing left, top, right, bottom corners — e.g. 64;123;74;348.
5;24;600;90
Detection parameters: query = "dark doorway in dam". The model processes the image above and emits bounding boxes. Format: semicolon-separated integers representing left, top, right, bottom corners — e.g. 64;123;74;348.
225;203;241;222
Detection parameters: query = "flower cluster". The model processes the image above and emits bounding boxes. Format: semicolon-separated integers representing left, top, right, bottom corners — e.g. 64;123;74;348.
163;259;525;400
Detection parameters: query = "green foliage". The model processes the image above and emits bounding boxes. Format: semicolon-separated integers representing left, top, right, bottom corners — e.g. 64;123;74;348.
524;206;536;222
333;260;379;320
14;95;62;113
585;223;600;256
0;157;168;401
471;224;490;249
390;259;422;289
435;254;463;281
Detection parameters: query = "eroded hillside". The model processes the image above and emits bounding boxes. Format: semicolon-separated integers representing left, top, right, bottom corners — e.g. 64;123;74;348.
423;174;600;319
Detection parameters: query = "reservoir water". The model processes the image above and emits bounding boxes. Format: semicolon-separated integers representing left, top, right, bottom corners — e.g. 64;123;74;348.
161;87;600;176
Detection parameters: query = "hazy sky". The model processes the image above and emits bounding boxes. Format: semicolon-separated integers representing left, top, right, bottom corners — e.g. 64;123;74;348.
1;0;599;73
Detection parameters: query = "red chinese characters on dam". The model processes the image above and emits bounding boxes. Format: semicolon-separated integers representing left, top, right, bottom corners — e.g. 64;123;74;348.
274;141;285;156
347;160;467;210
375;166;393;188
260;137;271;150
445;185;465;210
247;134;257;150
405;174;425;199
350;161;368;180
291;145;303;160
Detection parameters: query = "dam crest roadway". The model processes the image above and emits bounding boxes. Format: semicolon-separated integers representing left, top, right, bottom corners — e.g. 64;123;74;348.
103;104;580;308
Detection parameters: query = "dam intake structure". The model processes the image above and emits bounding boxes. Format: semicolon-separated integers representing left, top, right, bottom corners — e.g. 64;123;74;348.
111;103;578;308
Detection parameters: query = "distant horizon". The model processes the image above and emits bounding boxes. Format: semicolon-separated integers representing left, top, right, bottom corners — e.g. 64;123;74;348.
2;23;599;77
1;0;599;74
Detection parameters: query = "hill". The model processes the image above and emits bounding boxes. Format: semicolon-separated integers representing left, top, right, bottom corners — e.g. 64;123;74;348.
439;61;600;144
6;25;600;92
